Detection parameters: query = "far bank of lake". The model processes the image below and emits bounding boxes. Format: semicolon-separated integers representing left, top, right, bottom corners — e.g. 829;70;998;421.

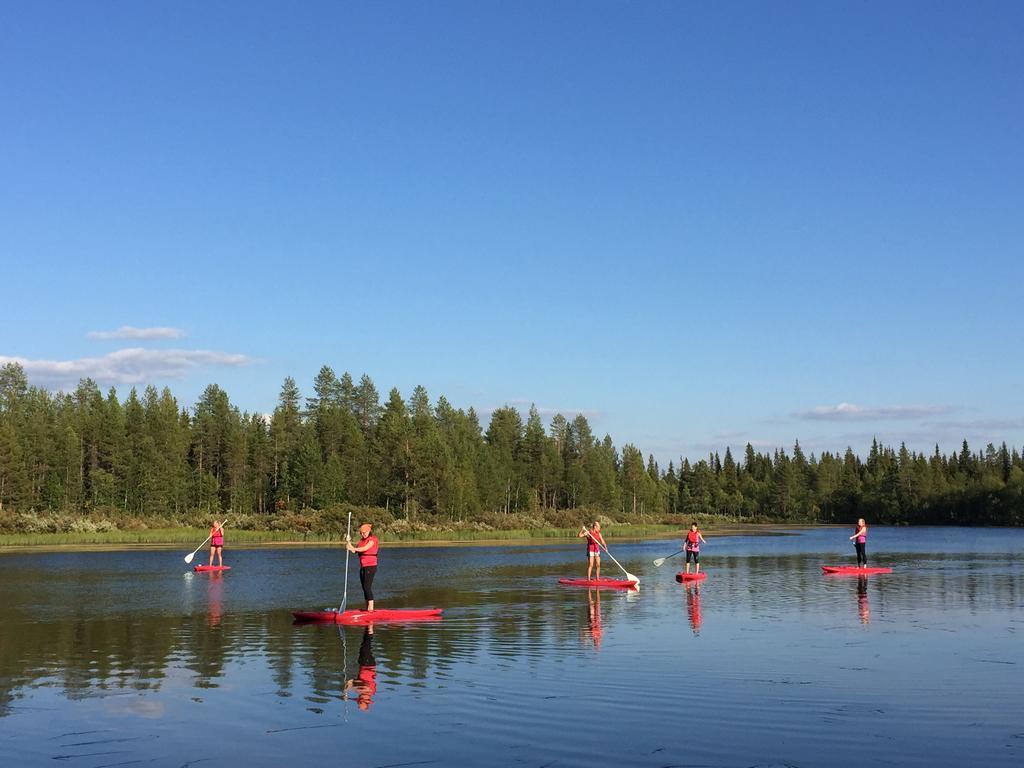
0;521;819;553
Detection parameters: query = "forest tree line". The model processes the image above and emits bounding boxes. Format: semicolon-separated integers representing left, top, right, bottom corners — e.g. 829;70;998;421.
1;362;1023;528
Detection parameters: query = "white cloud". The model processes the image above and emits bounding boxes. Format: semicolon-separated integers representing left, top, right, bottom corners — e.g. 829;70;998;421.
793;402;953;421
87;326;186;340
0;348;252;387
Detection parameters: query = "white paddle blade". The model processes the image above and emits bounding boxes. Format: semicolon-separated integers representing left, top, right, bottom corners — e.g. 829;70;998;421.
184;552;195;564
626;573;640;585
653;557;666;567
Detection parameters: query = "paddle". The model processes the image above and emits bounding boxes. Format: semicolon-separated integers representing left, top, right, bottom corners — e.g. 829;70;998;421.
584;528;639;585
653;549;684;567
338;510;353;613
184;518;229;564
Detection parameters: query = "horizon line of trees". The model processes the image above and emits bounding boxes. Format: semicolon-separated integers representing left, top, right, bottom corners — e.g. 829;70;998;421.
1;362;1022;526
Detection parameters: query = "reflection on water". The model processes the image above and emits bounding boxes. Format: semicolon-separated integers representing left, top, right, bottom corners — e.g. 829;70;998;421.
344;627;377;710
580;589;603;650
0;528;1022;767
685;582;703;634
857;576;870;625
207;571;224;628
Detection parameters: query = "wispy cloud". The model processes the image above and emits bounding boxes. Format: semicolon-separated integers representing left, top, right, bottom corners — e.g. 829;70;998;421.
688;437;779;453
476;400;603;423
1;348;252;387
87;325;186;340
793;402;953;421
928;418;1024;431
817;423;1024;454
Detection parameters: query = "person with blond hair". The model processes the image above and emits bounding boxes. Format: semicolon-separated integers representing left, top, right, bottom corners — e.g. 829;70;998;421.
849;518;869;568
578;521;607;580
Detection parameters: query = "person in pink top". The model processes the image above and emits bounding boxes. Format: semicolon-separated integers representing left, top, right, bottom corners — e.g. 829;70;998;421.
346;522;379;611
578;521;607;580
208;519;226;568
683;522;707;575
849;518;868;568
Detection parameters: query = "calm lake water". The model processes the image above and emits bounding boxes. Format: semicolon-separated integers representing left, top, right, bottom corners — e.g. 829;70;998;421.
1;527;1022;767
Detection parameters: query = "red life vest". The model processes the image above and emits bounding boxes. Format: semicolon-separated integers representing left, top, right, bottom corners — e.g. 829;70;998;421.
359;535;379;567
686;530;700;551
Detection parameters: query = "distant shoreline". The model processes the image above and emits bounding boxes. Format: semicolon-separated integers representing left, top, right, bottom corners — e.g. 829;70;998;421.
0;522;817;554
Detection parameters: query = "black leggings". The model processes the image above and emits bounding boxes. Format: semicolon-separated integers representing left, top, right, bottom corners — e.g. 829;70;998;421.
360;566;377;602
855;542;867;566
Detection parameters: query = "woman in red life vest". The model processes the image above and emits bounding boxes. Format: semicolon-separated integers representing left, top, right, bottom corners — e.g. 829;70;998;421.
849;518;868;568
346;522;379;611
683;522;706;576
208;519;226;568
578;521;607;580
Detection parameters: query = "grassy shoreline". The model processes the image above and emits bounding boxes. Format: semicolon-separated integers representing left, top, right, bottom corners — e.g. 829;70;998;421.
0;522;813;553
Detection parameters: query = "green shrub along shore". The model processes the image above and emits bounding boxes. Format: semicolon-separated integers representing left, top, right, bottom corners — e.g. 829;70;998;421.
0;504;744;548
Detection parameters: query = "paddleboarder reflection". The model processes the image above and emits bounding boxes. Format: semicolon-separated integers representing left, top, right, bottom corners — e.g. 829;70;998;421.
344;627;377;711
685;583;702;635
857;576;870;625
583;588;603;650
207;571;224;628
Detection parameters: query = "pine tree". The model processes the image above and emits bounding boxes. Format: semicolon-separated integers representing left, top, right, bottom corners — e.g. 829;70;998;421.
270;377;302;509
0;420;28;511
485;407;523;514
376;388;412;516
620;444;647;516
408;386;447;514
521;406;546;509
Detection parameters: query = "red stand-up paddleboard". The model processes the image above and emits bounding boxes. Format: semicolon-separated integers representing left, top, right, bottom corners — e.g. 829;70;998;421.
675;572;707;583
821;566;892;575
558;578;638;589
292;608;443;625
194;565;231;572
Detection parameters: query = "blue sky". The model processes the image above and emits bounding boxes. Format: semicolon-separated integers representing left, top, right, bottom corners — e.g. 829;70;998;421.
2;1;1022;464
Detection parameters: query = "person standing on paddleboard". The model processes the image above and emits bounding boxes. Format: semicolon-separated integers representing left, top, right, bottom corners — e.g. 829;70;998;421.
347;523;379;611
850;518;868;568
208;519;226;568
683;522;706;576
579;521;607;581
